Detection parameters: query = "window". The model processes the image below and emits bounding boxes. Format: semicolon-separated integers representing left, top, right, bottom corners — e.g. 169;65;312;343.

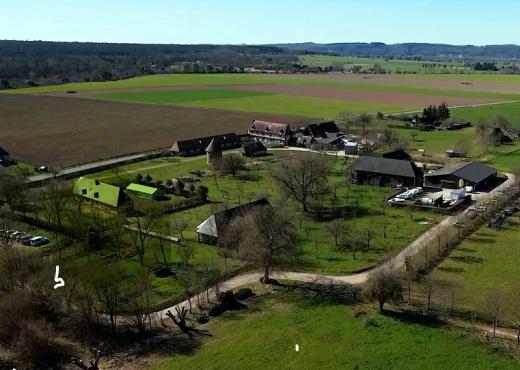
93;192;99;198
81;189;87;195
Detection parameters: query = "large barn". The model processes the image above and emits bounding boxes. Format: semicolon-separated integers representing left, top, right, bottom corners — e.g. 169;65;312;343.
170;133;241;156
352;156;424;187
424;162;498;190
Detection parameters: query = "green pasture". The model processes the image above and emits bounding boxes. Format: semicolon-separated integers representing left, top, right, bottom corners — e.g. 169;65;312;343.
432;214;520;316
181;94;415;117
452;102;520;123
7;73;520;104
299;55;470;73
150;292;519;370
92;88;272;104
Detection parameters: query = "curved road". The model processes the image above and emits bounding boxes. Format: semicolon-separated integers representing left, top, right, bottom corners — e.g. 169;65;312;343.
150;174;516;320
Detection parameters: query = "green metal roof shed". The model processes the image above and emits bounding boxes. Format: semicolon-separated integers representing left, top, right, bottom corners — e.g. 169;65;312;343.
126;183;163;199
73;177;122;207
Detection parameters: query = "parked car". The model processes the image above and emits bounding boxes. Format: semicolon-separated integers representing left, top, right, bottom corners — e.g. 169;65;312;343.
29;236;49;247
19;235;33;245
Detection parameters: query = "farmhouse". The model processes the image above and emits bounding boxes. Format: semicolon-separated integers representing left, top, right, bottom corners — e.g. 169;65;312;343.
196;199;271;245
126;183;164;200
302;121;340;138
240;141;267;157
424;161;498;190
170;133;241;156
73;177;124;207
0;147;9;164
352;156;424;187
248;120;293;145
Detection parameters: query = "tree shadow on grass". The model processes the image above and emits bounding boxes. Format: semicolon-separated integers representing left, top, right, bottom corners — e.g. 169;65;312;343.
457;247;477;254
449;255;484;264
466;236;495;244
383;309;445;328
437;266;466;274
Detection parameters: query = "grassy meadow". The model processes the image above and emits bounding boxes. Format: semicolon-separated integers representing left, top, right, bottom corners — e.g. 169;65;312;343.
432;213;520;315
149;291;520;370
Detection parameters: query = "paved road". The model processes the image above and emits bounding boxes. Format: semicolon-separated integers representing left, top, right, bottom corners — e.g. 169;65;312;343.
148;174;516;320
27;150;165;184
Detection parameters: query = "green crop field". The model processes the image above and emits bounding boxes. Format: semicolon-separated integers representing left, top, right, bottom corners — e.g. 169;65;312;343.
432;213;520;316
452;102;520;123
93;88;273;104
180;94;415;117
150;292;519;370
299;55;471;73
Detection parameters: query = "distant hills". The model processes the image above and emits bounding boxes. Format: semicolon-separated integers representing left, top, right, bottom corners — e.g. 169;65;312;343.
270;42;520;59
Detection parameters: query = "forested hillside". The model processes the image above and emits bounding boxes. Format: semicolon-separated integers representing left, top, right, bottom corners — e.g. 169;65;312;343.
0;40;297;89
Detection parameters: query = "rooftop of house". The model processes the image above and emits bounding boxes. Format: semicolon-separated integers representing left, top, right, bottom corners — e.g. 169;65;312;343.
250;120;289;134
73;177;121;207
304;121;340;137
171;133;239;152
196;199;271;237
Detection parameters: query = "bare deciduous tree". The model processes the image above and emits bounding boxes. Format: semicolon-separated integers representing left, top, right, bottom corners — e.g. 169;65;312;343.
366;269;402;312
219;154;245;177
272;154;330;212
325;219;346;247
483;289;505;338
233;205;296;283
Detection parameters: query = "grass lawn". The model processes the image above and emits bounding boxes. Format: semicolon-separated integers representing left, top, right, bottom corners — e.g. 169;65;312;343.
433;213;520;314
149;292;519;370
452;102;520;123
92;88;273;104
181;94;415;117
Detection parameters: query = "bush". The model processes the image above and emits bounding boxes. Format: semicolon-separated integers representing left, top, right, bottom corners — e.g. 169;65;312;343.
235;288;254;301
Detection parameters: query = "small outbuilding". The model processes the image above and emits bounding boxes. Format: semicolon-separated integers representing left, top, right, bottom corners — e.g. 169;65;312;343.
126;183;164;200
424;162;498;190
382;148;412;161
206;138;222;165
240;142;267;157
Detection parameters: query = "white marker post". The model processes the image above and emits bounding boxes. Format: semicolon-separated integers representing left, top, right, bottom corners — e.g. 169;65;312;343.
53;265;65;289
295;344;299;352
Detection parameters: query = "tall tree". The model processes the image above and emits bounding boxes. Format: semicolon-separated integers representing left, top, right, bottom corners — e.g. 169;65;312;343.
233;205;296;283
273;154;330;212
366;269;403;312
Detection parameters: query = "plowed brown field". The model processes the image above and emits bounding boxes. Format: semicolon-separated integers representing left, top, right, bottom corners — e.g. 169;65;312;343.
0;95;310;167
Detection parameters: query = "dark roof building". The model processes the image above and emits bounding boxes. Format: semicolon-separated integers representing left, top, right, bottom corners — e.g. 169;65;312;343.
382;148;412;161
352;156;423;187
425;161;498;190
196;199;271;245
0;147;9;163
303;121;340;138
248;120;293;145
170;133;241;156
240;142;267;157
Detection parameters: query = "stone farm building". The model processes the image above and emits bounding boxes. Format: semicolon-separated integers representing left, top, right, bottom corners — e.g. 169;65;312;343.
240;141;267;157
248;120;293;145
126;183;164;200
170;133;241;156
352;156;424;187
196;199;271;245
73;177;124;207
424;162;498;190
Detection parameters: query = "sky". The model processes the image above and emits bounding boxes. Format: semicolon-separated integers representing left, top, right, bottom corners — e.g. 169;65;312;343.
1;0;520;45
